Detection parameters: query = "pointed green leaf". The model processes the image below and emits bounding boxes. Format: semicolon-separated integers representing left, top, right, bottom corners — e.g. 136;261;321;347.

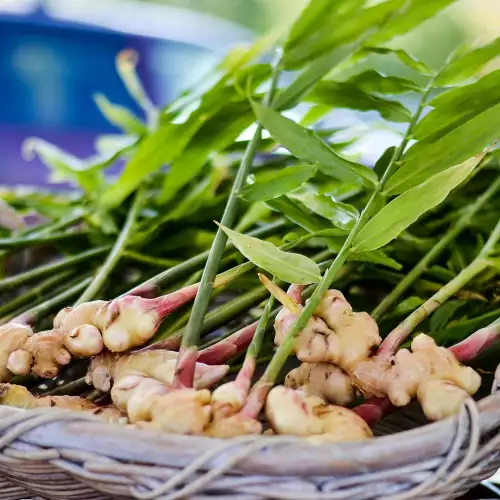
374;146;396;177
285;0;366;50
350;250;402;270
93;94;147;135
240;165;317;202
360;46;433;75
283;0;406;68
217;224;322;284
353;153;487;252
274;47;354;111
22;138;108;194
385;103;500;194
437;38;500;86
366;0;457;45
308;81;412;122
413;69;500;142
288;188;359;230
349;70;422;94
252;102;377;186
160;107;254;203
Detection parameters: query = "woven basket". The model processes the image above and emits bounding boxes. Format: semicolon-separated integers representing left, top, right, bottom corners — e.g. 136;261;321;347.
0;372;498;500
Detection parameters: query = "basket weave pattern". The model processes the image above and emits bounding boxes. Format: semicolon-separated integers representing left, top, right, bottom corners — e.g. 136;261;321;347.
0;376;498;500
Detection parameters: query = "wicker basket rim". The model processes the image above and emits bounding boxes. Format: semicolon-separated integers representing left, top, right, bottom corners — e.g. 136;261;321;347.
1;390;498;478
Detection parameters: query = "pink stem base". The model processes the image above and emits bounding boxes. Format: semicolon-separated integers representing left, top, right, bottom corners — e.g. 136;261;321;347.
174;347;198;388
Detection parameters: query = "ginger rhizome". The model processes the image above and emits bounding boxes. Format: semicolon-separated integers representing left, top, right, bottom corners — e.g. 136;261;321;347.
276;285;482;422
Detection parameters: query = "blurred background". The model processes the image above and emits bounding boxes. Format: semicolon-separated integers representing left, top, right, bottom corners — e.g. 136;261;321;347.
0;0;499;185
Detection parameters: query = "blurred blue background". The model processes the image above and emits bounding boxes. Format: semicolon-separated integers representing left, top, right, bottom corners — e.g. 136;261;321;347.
0;0;498;186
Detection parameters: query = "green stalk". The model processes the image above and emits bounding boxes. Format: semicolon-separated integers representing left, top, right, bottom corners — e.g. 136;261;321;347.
246;292;276;360
0;231;91;249
75;193;142;305
124;218;286;297
379;217;500;357
372;175;500;320
0;246;108;293
177;52;283;369
123;251;180;268
258;75;437;388
0;270;73;318
11;275;93;325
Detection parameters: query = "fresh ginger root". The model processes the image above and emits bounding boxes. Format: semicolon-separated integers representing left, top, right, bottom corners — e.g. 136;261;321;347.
0;323;33;382
266;386;372;443
285;362;354;406
8;329;71;378
351;334;481;417
87;350;229;392
0;383;125;423
275;288;381;370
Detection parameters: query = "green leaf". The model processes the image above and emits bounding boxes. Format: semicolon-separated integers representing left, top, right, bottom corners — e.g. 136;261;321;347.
285;0;365;51
374;146;396;177
101;119;202;208
348;70;421;94
283;0;406;68
288;187;359;230
387;296;425;318
353;153;486;252
437;38;500;86
413;69;500;142
359;46;433;75
430;300;465;332
349;249;402;270
240;165;317;202
235;202;272;233
217;223;322;284
93;94;147;135
22;138;109;194
308;81;412;122
385;103;500;194
274;47;354;111
252;102;377;186
366;0;457;46
160;106;254;203
266;197;332;234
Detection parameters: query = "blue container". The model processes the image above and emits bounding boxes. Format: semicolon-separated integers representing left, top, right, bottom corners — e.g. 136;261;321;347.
0;0;253;186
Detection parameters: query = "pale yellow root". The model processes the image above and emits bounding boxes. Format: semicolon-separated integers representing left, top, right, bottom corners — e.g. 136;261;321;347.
350;334;482;412
0;384;125;423
8;330;71;378
0;323;32;381
285;362;354;406
92;297;160;352
265;386;372;443
275;289;381;370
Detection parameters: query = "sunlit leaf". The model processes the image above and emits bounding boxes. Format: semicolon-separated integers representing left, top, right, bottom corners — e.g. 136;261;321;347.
93;94;147;135
359;46;433;75
252;102;377;186
436;38;500;86
366;0;457;46
348;70;421;94
241;165;317;202
288;187;359;230
308;81;412;122
283;0;406;68
350;249;402;270
354;152;487;251
217;223;322;284
413;69;500;142
385;104;500;194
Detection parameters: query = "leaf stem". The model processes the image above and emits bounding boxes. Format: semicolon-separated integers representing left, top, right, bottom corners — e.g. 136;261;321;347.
10;275;93;325
0;246;108;294
0;231;91;249
0;270;73;318
75;193;142;305
175;53;283;382
372;174;500;320
379;216;500;357
124;218;287;297
255;75;436;389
